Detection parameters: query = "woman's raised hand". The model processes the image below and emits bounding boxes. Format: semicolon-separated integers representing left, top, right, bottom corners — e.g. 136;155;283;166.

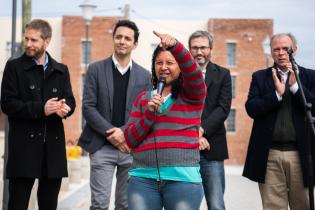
153;31;177;49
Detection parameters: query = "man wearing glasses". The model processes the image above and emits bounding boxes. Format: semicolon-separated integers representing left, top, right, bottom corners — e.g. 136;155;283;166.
189;30;232;210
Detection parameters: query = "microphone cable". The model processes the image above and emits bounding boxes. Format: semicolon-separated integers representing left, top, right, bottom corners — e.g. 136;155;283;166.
152;77;165;182
153;103;161;182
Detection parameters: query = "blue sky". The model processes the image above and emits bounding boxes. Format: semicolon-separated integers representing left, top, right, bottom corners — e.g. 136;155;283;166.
1;0;315;68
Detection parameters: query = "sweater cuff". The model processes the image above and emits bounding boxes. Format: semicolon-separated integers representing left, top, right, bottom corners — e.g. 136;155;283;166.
169;41;181;54
144;109;155;123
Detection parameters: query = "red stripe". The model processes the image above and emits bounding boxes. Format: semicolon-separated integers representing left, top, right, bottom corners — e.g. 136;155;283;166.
125;123;140;147
172;42;184;55
134;91;147;106
183;72;202;81
140;98;149;107
179;92;205;102
171;103;204;111
125;129;132;147
129;111;142;118
130;123;141;142
181;62;198;73
156;116;200;125
183;81;206;91
144;109;155;121
138;116;152;132
133;142;199;152
130;111;154;142
147;129;198;139
177;52;191;64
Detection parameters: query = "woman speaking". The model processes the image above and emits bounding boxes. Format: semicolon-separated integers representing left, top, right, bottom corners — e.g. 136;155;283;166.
125;31;206;210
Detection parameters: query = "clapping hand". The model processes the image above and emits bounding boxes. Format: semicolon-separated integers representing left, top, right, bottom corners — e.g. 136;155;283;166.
56;99;71;118
271;68;285;97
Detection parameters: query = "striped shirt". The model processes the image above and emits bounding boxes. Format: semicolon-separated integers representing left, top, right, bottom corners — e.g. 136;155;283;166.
125;41;206;169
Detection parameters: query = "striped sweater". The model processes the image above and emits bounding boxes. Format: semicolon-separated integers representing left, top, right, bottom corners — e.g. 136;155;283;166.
125;41;206;168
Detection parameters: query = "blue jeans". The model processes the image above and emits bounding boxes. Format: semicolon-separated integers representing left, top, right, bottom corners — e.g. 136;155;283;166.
200;155;226;210
128;176;204;210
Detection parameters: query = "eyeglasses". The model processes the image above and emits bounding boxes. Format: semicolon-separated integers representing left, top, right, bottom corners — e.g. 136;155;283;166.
190;46;210;52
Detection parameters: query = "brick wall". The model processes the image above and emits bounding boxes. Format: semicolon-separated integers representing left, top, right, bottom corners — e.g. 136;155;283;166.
62;16;121;144
209;19;273;164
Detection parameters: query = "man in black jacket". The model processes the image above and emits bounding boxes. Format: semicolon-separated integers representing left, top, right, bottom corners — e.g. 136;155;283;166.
243;33;315;210
189;30;232;210
1;19;75;210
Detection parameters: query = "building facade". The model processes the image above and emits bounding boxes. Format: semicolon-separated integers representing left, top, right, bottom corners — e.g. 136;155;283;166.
207;19;273;163
61;16;120;143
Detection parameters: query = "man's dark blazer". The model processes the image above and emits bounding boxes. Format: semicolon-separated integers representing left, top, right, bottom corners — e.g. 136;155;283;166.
78;56;151;154
243;66;315;186
201;62;232;160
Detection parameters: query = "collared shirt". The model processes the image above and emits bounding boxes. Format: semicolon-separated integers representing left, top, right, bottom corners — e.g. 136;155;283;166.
202;69;206;79
275;68;299;101
112;54;132;75
34;53;49;71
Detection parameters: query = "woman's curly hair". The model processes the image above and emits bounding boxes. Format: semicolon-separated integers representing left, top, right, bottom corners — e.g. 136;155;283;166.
151;45;183;99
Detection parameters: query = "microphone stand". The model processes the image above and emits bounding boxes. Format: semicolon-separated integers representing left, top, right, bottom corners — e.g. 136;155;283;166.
288;50;315;210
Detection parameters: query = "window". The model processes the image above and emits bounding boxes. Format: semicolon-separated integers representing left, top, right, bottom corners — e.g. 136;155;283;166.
227;42;236;66
81;40;91;65
231;75;236;98
227;109;236;132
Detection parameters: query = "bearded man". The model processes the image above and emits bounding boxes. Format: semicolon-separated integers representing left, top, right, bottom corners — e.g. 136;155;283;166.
1;19;75;210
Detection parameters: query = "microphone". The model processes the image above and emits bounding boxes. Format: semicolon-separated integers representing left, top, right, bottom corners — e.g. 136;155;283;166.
285;47;293;55
285;47;296;64
156;76;166;95
154;77;166;114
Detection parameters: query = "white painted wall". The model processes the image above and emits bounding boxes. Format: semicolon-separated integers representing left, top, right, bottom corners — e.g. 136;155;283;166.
132;19;207;70
0;16;62;88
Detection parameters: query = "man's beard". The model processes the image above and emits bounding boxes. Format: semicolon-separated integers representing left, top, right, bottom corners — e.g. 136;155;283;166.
196;56;210;66
25;46;45;59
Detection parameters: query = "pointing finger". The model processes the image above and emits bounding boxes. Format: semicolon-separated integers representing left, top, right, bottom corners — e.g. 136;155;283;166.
153;30;163;38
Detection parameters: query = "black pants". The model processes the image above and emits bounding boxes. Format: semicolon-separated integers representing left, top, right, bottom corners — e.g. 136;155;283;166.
8;177;62;210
